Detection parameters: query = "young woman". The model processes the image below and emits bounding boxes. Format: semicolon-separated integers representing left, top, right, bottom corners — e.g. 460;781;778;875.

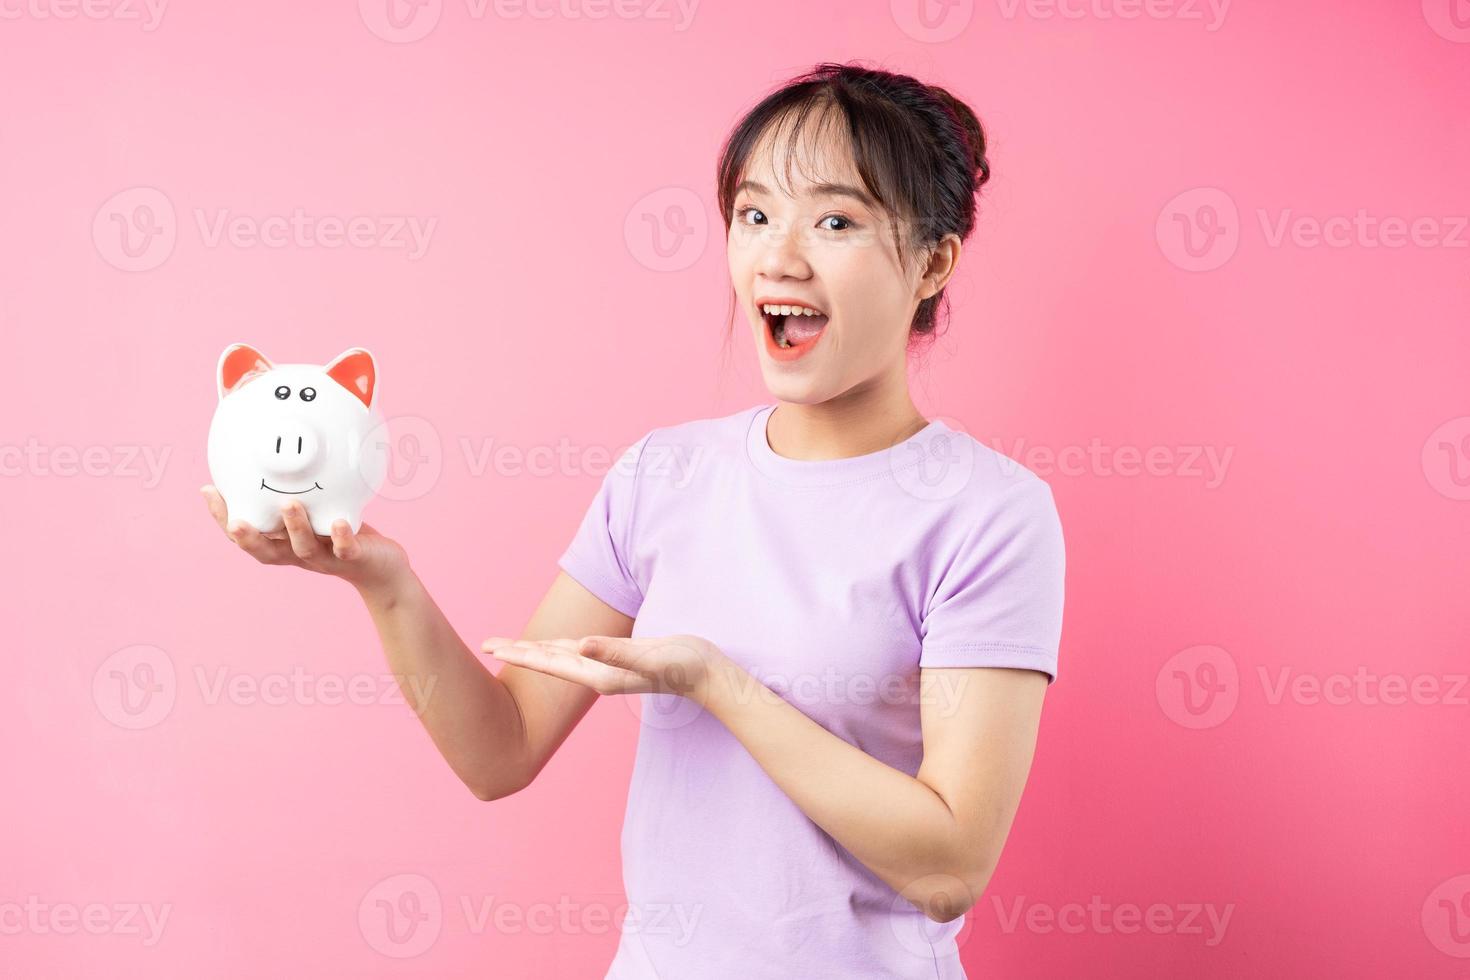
203;62;1065;979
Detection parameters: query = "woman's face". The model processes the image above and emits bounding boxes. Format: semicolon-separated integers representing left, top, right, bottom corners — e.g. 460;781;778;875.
727;118;936;405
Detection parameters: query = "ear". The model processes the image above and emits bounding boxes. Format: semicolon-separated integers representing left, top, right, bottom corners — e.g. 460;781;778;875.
217;343;274;400
324;348;378;409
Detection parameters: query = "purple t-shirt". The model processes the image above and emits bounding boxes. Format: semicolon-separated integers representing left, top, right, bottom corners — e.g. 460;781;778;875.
557;403;1065;979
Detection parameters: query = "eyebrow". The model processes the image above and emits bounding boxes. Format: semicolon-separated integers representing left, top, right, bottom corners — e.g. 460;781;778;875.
734;179;876;208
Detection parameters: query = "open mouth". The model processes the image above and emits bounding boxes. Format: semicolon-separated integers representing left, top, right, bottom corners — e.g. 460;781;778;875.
759;301;829;351
260;479;323;495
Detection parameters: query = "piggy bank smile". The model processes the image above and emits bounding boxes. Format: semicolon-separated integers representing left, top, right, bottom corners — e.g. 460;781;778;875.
206;343;390;536
260;480;324;494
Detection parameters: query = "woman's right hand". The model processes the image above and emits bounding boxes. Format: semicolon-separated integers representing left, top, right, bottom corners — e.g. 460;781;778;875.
201;484;410;596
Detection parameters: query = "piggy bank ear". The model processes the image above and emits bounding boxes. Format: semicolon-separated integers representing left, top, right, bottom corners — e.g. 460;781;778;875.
217;343;274;399
324;348;378;409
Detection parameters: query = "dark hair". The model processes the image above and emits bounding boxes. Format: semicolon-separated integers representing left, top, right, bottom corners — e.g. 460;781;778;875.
717;61;991;348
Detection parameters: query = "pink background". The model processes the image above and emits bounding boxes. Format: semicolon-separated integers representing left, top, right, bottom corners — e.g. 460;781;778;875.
2;1;1467;977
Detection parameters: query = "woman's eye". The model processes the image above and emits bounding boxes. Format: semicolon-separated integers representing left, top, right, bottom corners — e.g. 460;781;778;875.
274;385;290;400
736;205;766;225
734;205;854;234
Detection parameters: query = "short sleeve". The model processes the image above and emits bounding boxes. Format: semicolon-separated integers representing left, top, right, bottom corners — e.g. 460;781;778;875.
556;431;652;619
919;480;1066;684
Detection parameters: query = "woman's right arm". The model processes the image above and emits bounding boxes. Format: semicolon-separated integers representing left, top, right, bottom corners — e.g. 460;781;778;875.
202;487;631;801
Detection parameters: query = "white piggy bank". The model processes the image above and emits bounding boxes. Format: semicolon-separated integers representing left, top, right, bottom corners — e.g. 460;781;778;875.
207;343;389;535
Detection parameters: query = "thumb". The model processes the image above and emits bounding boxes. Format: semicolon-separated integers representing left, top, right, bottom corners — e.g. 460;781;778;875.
580;636;631;667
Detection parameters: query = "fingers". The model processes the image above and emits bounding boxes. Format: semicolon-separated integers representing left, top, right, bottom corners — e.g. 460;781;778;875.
228;520;294;565
329;520;362;561
200;485;229;533
206;485;295;564
580;636;624;664
280;501;325;560
482;638;582;660
483;639;640;694
481;637;579;655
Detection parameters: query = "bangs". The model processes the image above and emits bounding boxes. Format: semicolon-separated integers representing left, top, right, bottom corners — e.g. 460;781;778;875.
717;83;924;261
717;86;911;235
747;99;861;202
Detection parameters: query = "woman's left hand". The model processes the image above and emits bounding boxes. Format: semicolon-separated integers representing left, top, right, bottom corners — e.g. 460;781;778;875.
480;633;727;701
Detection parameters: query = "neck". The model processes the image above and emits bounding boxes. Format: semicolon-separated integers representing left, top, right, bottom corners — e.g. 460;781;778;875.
765;373;928;462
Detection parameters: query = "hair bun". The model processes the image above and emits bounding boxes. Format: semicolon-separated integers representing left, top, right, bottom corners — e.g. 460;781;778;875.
928;85;990;188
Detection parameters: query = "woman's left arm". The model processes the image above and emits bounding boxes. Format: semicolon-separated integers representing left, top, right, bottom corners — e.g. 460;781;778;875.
699;656;1048;922
481;632;1049;923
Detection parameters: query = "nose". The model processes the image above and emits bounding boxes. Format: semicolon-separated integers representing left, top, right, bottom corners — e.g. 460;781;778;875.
255;417;323;476
755;220;813;281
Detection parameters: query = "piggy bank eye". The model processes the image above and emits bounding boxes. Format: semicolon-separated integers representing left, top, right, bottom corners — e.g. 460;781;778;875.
274;385;291;400
300;387;317;402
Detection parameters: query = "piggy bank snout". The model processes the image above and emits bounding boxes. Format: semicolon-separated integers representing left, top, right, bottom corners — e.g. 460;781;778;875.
254;417;324;476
